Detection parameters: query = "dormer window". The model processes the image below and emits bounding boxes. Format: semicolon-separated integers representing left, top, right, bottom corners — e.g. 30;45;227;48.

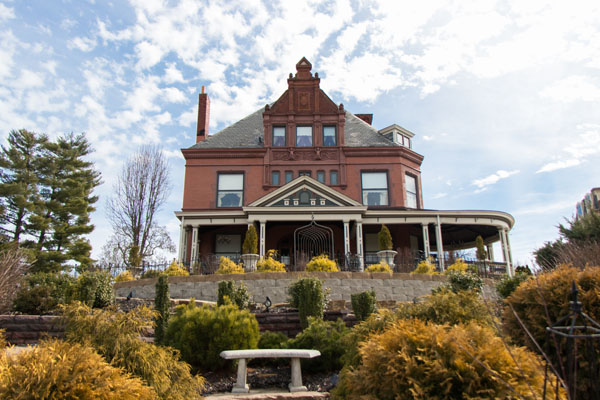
323;126;336;146
378;124;415;150
296;126;312;147
273;126;286;147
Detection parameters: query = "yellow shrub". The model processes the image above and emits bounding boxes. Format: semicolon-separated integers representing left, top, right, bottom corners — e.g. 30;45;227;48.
366;261;393;273
0;339;155;399
444;258;469;274
306;254;339;272
412;258;438;274
165;261;189;276
256;250;286;273
115;271;136;282
0;329;6;349
216;256;244;274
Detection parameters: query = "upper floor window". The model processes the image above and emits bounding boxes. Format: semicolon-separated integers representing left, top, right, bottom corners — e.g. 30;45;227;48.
217;173;243;207
316;170;325;183
330;170;338;185
285;170;293;183
323;126;336;146
296;126;312;147
273;126;286;147
299;170;311;177
272;170;280;186
361;171;388;206
405;174;417;208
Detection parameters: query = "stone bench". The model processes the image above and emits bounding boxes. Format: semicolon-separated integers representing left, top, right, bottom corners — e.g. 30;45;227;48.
220;349;321;393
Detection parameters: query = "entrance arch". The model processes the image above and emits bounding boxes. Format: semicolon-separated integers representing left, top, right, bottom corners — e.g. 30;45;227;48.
294;220;334;269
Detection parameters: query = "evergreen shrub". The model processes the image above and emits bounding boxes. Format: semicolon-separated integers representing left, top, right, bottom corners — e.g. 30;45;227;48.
115;270;135;282
242;225;258;254
0;339;156;399
378;224;393;250
351;290;377;321
13;272;76;314
289;318;349;372
444;258;469;274
216;256;244;274
140;269;162;279
62;302;204;399
435;270;483;293
288;277;326;328
333;320;549;400
217;280;250;309
496;272;531;299
164;261;189;276
154;275;170;345
411;258;437;274
75;270;113;308
306;254;338;272
165;302;259;371
258;330;289;350
365;261;393;273
256;250;286;272
0;328;6;349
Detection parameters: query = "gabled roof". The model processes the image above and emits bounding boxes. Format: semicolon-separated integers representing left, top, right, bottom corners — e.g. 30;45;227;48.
188;109;399;149
246;175;363;207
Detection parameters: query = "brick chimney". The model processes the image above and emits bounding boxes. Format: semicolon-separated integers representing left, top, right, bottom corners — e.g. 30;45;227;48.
196;86;210;143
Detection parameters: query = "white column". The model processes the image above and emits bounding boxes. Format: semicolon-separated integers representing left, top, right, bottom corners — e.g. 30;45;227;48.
421;223;430;259
500;228;513;276
356;221;364;271
259;221;266;257
343;221;351;255
486;244;494;261
190;226;199;264
435;216;445;271
177;218;185;263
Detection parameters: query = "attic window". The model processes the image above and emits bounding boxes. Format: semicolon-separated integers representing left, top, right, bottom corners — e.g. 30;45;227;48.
296;126;312;147
395;132;411;149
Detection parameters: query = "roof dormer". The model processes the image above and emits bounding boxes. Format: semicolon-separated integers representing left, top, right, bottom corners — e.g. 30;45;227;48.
379;124;415;149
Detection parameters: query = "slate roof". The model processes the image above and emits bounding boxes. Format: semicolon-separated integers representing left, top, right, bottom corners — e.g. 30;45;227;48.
188;108;399;149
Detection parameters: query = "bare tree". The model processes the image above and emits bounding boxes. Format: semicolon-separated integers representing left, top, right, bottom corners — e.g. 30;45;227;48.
0;247;30;313
105;146;175;269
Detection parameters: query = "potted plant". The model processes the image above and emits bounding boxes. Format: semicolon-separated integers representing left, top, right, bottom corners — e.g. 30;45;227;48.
377;224;397;268
241;225;260;272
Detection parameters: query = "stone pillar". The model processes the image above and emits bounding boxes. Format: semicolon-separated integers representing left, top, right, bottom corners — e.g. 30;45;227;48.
232;358;249;393
356;221;364;271
435;216;444;271
289;358;307;392
421;223;430;259
190;226;199;264
259;221;266;258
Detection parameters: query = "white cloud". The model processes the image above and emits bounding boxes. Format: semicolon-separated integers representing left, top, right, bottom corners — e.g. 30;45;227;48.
540;75;600;102
163;62;184;83
12;69;44;89
68;36;97;52
178;108;197;127
0;3;14;21
162;87;187;103
536;123;600;173
473;169;520;189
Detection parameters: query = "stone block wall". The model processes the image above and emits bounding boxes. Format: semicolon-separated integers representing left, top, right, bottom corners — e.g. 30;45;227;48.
0;315;64;345
114;272;447;304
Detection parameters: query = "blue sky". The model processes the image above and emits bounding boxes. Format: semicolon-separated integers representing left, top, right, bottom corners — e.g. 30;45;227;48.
1;0;599;266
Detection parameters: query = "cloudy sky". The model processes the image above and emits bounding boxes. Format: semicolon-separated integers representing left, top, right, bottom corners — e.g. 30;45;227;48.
1;0;599;266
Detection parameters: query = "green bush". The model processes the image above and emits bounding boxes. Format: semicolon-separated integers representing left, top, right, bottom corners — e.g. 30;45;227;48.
306;254;339;272
378;224;393;250
61;302;204;399
496;272;531;299
75;270;113;308
242;225;258;254
13;272;76;314
333;320;549;400
217;280;250;309
434;270;483;293
154;275;170;345
0;339;156;399
351;290;377;321
115;270;135;282
140;269;162;279
215;256;244;274
165;302;259;371
258;330;289;349
503;265;600;397
289;318;349;373
288;277;326;329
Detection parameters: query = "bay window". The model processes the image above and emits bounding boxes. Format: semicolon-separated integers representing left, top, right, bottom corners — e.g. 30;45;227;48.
361;171;388;206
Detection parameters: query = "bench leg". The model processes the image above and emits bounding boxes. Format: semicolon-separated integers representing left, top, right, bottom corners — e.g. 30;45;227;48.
288;358;307;392
232;358;250;393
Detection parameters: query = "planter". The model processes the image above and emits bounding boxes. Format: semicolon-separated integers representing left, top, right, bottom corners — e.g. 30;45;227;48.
377;250;397;268
241;254;260;272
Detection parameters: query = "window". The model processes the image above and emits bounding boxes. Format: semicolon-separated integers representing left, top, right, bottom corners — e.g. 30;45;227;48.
217;173;243;207
405;174;417;208
316;170;325;183
330;170;338;185
285;171;293;183
272;170;280;186
299;171;311;177
323;126;336;146
273;126;286;147
361;172;388;206
296;126;312;147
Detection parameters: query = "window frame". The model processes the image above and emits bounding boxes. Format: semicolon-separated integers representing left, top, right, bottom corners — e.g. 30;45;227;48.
272;126;286;147
285;170;293;184
296;125;313;147
316;170;325;183
272;170;280;186
216;172;244;208
330;170;338;185
360;171;389;206
322;125;337;146
405;173;418;209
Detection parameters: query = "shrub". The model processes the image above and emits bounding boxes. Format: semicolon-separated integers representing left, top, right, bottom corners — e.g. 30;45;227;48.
217;280;250;309
435;270;483;293
333;320;549;400
154;275;169;345
289;318;349;372
351;290;377;321
141;269;162;279
61;302;204;399
411;258;437;274
258;330;289;350
365;261;393;273
256;250;286;272
288;277;326;329
242;225;258;254
0;248;29;314
0;328;6;349
495;272;531;299
444;258;468;274
164;260;189;276
503;265;600;397
475;235;487;261
0;339;156;399
165;302;259;371
378;224;393;250
306;254;338;272
13;272;76;314
115;270;135;282
215;256;244;274
75;270;113;308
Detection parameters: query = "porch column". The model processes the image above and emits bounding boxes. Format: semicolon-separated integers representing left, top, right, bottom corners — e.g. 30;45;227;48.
259;221;266;258
355;221;364;271
499;228;513;276
343;221;351;255
421;223;430;259
486;244;494;261
177;218;185;263
190;226;199;265
435;216;445;271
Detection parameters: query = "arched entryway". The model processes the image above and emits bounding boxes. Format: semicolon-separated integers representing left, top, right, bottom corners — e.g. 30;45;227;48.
293;220;334;269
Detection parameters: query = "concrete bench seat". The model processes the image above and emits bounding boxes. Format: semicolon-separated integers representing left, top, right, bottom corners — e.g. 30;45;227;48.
220;349;321;393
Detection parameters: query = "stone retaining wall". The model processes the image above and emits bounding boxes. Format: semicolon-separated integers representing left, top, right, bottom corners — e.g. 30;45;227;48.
114;272;447;304
0;315;64;345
